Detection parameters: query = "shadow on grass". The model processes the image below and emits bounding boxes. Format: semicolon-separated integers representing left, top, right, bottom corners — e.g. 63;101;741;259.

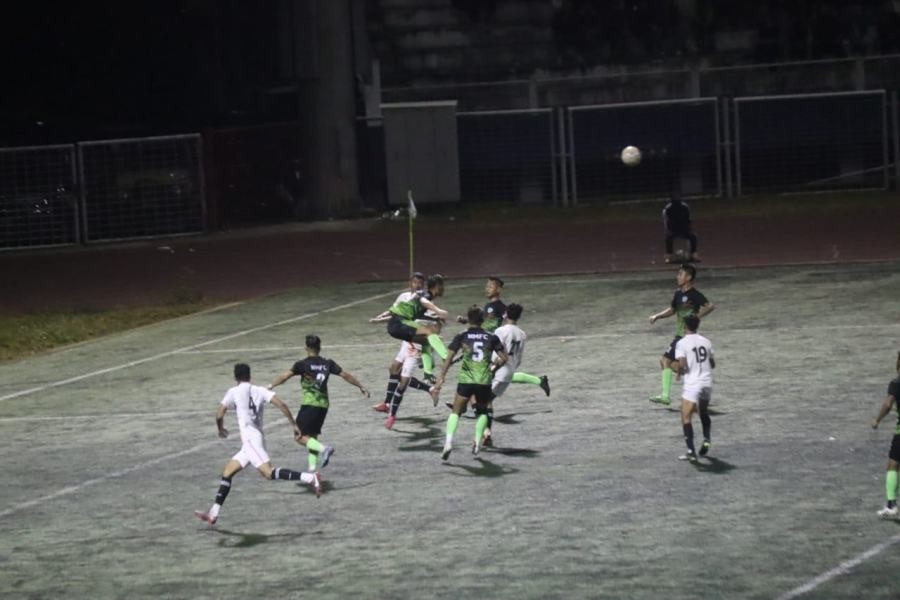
663;406;728;416
691;456;736;474
483;447;541;458
443;457;520;478
291;480;375;496
394;415;444;453
492;409;553;425
213;529;302;548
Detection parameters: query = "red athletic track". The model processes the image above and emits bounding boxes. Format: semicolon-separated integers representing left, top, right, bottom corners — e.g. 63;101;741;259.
2;207;898;313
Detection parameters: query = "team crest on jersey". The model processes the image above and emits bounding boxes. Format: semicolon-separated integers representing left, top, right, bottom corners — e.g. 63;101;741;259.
682;296;688;303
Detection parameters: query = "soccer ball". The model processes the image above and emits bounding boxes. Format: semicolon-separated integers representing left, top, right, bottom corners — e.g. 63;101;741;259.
620;145;642;167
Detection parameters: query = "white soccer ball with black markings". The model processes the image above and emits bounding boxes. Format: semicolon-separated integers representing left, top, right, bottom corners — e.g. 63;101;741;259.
620;145;642;167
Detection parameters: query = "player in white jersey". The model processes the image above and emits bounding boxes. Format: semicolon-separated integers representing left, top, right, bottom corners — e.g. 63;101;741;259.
194;363;320;527
672;315;715;462
479;303;528;447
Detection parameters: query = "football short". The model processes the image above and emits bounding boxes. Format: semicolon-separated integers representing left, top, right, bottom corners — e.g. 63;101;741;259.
394;341;422;378
232;428;270;468
682;384;712;405
387;316;417;342
456;383;493;405
296;405;329;437
890;434;900;462
491;365;514;398
663;336;682;361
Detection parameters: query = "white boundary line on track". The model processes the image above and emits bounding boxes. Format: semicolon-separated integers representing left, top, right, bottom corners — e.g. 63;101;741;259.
775;532;900;599
0;291;398;403
178;341;397;354
0;410;210;423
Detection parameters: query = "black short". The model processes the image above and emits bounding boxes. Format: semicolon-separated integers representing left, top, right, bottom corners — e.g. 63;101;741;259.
456;383;493;405
296;405;328;437
890;434;900;462
387;316;417;342
663;336;682;361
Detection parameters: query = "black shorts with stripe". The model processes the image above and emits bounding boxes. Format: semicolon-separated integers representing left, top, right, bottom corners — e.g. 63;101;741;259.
296;405;328;437
890;434;900;462
456;383;493;405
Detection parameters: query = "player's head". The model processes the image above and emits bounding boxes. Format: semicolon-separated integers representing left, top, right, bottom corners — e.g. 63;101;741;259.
467;305;484;326
427;273;445;296
305;335;321;354
485;276;504;298
505;303;523;322
233;362;251;382
670;191;682;205
678;264;696;285
684;314;700;333
410;272;425;291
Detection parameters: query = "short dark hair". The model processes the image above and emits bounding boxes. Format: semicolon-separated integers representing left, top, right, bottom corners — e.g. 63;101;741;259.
305;335;321;351
411;272;425;281
467;305;484;325
234;363;251;382
505;303;523;321
487;276;504;288
679;264;697;281
427;274;444;288
684;314;700;332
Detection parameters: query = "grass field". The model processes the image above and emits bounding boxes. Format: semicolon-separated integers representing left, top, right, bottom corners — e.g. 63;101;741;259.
1;262;899;599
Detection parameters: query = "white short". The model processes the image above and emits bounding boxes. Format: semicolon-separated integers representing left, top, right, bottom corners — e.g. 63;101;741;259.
491;365;515;397
682;384;712;405
232;429;270;468
394;341;422;378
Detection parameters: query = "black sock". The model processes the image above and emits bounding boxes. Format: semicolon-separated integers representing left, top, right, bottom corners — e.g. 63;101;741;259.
390;387;405;416
486;406;494;429
215;476;233;506
273;468;303;481
384;374;400;403
889;500;897;509
699;410;711;441
408;377;431;391
682;423;695;454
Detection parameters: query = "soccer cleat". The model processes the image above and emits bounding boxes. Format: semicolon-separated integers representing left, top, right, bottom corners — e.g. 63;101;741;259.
540;375;551;397
678;451;698;463
699;440;711;456
194;510;217;526
649;395;671;406
385;415;396;430
372;402;389;413
441;443;452;461
319;445;335;469
482;430;493;448
877;505;899;519
312;471;322;498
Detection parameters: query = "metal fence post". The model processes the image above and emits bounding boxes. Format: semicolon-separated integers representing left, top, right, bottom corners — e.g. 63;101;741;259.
734;100;742;196
722;97;732;198
893;90;900;191
567;107;577;206
557;107;569;208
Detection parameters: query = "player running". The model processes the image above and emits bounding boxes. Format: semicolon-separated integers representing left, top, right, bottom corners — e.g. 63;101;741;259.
480;302;529;447
649;263;714;405
870;351;900;519
431;306;508;460
194;363;318;526
671;315;715;462
268;335;370;481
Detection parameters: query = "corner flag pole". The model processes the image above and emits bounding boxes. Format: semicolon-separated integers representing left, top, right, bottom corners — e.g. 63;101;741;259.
407;190;417;276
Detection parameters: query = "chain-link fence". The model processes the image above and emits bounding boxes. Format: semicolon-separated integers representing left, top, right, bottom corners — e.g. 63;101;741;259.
457;109;556;205
0;144;79;249
735;91;888;194
569;98;720;203
78;135;204;242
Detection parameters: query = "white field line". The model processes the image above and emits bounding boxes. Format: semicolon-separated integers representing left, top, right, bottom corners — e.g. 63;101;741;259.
179;341;397;354
0;410;210;423
774;532;900;599
0;291;398;403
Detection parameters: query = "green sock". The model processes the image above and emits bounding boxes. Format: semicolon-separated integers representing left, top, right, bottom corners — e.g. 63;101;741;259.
446;413;459;437
512;372;541;385
308;452;318;471
661;368;674;400
887;470;898;502
475;414;488;445
427;334;448;360
422;352;434;376
306;437;323;453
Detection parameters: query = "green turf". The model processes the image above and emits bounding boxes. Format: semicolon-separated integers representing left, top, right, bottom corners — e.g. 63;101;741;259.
1;265;899;599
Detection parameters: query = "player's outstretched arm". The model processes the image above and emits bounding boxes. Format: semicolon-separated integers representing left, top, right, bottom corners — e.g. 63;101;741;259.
369;310;392;323
421;298;449;320
271;395;303;439
872;394;897;429
339;370;370;398
649;307;674;323
268;370;295;390
215;404;228;438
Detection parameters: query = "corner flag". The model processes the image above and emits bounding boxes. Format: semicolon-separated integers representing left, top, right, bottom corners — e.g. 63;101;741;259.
407;190;416;275
407;190;417;219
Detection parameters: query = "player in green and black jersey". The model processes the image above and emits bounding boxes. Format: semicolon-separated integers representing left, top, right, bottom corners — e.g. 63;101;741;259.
432;305;508;460
871;351;900;519
648;264;714;405
456;276;550;396
268;335;370;479
386;274;451;375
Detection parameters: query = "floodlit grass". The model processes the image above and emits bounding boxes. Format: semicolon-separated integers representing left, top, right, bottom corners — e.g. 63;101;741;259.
0;301;214;362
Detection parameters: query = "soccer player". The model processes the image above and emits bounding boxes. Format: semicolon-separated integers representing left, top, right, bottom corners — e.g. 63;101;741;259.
649;263;714;405
431;306;508;460
481;302;529;447
385;273;451;378
671;315;715;462
663;194;700;263
268;335;370;477
194;363;318;526
457;277;550;397
870;351;900;519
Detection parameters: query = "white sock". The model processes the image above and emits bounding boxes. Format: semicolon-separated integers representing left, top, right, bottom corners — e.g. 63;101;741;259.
209;503;221;518
444;433;453;447
300;472;315;484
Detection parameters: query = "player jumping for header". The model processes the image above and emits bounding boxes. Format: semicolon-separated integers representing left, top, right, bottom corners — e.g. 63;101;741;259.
385;273;451;379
